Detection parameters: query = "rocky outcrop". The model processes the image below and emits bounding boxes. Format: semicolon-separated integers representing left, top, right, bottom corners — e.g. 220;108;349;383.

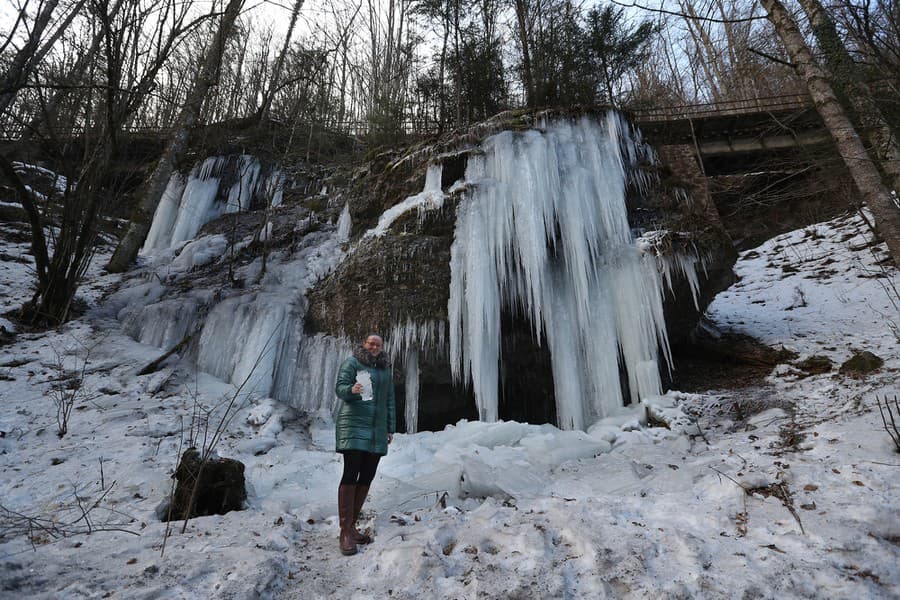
304;110;738;429
306;210;456;337
165;448;247;521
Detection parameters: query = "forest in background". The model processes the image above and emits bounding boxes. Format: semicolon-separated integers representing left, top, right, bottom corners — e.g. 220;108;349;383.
0;0;898;327
3;0;897;138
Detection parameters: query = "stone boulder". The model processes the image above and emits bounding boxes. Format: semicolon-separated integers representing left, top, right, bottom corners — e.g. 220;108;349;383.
165;448;247;521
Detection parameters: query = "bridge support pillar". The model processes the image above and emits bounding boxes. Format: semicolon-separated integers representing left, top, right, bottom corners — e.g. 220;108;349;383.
656;144;725;232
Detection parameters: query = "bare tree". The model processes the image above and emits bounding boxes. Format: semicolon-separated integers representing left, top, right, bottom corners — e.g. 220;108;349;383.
107;0;246;273
798;0;900;193
257;0;306;123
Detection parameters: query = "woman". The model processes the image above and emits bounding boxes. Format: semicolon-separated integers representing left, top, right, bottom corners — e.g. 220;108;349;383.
334;333;396;555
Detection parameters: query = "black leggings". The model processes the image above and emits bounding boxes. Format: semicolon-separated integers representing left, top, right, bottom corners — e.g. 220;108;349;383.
340;450;381;486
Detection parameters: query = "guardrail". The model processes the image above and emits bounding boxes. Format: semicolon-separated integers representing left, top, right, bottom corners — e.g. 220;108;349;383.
630;94;812;122
1;95;816;142
0;124;175;142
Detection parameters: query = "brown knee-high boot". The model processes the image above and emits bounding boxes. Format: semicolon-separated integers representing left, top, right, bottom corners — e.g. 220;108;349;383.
351;484;373;544
338;484;358;555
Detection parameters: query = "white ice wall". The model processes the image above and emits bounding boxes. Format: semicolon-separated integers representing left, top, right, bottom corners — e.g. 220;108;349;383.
121;118;701;432
141;155;267;253
449;114;674;429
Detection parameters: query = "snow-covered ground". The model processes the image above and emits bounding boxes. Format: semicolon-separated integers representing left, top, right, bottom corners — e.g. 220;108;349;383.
1;211;898;599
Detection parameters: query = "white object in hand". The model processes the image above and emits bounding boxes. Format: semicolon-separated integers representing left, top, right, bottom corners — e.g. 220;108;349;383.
355;370;374;401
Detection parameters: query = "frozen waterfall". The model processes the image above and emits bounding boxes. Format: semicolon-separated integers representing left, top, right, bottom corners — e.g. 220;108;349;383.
117;113;698;434
449;114;671;429
142;155;265;253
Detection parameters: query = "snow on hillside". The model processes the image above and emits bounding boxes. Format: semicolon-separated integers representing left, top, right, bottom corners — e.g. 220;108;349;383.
1;211;898;599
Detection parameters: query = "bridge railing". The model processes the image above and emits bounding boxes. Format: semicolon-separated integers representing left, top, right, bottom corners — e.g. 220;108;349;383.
0;123;176;142
2;95;816;142
630;94;812;122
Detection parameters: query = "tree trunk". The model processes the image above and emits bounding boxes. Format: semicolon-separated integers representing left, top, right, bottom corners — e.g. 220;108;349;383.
797;0;900;193
0;0;62;116
513;0;534;107
106;0;245;273
760;0;900;263
437;11;449;132
258;0;305;123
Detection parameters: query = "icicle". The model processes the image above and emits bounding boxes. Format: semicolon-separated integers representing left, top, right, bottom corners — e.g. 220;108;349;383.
367;164;445;237
336;202;352;242
142;155;263;253
404;347;419;434
637;230;705;312
387;318;446;365
449;114;672;429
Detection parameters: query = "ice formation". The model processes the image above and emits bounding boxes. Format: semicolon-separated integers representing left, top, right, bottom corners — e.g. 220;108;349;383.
386;319;446;434
118;113;702;433
403;348;419;433
637;230;706;310
142;155;262;253
367;164;445;237
336;202;352;242
449;114;672;429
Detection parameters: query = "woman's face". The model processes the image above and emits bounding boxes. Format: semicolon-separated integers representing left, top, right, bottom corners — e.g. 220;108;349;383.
363;336;383;357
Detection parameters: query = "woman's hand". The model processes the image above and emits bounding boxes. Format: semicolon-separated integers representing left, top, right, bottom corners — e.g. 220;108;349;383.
351;383;363;394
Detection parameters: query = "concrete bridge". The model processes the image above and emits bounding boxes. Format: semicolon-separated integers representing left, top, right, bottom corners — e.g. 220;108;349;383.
629;94;850;249
2;95;830;172
631;94;830;173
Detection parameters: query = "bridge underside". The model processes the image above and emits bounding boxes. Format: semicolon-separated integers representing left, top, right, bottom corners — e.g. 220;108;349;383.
638;105;858;249
637;106;831;174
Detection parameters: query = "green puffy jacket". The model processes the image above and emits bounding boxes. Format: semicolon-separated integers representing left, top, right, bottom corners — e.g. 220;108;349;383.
334;356;396;455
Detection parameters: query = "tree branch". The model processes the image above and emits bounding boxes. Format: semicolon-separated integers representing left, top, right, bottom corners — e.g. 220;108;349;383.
608;0;764;23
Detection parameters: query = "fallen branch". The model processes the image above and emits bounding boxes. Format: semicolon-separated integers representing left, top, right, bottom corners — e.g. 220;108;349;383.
876;395;900;452
137;332;193;376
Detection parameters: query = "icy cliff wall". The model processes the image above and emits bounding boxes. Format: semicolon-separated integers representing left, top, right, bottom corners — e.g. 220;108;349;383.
114;110;733;433
142;155;283;252
307;111;734;430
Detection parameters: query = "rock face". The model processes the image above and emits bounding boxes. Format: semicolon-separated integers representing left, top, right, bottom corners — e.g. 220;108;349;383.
305;110;737;431
165;448;247;521
306;218;455;337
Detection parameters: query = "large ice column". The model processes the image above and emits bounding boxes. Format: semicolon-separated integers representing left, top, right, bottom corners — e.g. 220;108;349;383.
143;174;187;253
336;202;352;242
404;347;420;433
449;113;672;429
